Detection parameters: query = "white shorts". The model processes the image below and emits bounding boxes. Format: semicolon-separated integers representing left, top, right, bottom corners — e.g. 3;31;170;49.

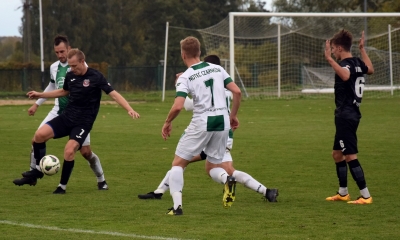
176;125;229;164
222;137;233;162
38;107;91;146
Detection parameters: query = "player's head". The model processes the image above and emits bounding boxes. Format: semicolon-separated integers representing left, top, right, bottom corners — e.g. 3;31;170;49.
67;48;86;75
204;55;221;66
180;36;201;66
330;29;352;60
53;35;70;63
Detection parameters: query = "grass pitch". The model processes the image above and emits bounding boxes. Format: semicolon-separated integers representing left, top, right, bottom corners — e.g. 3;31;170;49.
0;97;399;239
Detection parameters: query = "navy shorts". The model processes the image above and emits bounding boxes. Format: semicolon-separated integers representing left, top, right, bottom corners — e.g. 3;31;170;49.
333;117;360;155
46;115;91;148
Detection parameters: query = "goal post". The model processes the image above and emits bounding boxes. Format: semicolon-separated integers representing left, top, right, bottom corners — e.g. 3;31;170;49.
212;12;400;98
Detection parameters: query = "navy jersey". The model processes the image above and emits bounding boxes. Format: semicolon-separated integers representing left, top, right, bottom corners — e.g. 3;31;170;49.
62;68;114;128
334;57;368;120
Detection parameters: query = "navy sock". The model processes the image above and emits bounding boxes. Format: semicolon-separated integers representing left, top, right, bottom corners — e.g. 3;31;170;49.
33;142;46;166
348;159;367;190
336;160;348;188
60;160;75;185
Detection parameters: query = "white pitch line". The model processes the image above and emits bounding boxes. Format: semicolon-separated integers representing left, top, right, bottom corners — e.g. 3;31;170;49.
0;220;192;240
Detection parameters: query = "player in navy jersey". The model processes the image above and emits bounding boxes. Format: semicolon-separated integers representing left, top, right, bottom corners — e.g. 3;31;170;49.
324;30;374;204
24;48;140;194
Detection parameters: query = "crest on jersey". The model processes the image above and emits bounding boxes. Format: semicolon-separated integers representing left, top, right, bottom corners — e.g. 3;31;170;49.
345;65;350;69
83;79;90;87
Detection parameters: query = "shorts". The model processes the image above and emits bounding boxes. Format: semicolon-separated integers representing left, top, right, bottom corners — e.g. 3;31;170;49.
222;137;233;162
46;114;91;148
333;117;360;155
40;108;90;146
176;126;229;164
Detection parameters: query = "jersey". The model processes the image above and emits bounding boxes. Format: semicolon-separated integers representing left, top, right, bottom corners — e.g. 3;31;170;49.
176;62;233;131
49;61;69;114
334;57;368;120
63;68;114;129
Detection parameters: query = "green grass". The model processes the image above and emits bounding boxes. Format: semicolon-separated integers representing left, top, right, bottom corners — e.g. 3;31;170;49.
0;98;400;239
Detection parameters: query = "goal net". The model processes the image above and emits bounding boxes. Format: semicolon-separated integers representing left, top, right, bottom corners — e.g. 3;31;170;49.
198;13;400;98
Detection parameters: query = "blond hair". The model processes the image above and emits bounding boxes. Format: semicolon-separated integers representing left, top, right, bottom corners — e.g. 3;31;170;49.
67;48;85;61
180;36;200;58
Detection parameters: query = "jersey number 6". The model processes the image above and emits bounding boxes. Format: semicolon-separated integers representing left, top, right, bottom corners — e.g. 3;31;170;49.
355;77;365;98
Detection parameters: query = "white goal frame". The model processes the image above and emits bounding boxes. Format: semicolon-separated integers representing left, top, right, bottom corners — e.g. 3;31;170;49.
229;12;400;97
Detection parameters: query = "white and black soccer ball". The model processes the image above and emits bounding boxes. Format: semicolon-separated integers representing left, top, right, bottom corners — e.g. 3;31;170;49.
39;155;60;176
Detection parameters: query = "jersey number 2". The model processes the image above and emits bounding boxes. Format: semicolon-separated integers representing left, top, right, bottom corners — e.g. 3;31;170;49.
204;78;214;106
355;77;365;98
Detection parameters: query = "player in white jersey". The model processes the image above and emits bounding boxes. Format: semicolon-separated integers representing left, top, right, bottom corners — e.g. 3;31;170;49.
13;35;108;191
138;55;278;203
161;37;241;215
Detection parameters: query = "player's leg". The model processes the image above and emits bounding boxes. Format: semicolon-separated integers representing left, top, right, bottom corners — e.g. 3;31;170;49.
53;125;90;194
343;119;372;204
326;117;351;201
14;110;58;186
80;134;108;190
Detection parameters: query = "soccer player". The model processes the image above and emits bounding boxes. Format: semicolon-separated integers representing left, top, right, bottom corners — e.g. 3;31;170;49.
13;35;109;190
161;37;242;215
324;30;374;204
138;55;278;204
23;48;140;194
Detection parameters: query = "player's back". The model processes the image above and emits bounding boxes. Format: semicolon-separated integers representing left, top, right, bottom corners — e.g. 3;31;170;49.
177;62;231;131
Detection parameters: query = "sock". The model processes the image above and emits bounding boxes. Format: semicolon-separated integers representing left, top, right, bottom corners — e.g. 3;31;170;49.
209;167;228;184
348;159;370;198
87;152;105;182
59;160;75;187
336;160;348;195
169;166;183;209
232;170;267;195
33;142;46;171
155;170;171;194
30;147;36;170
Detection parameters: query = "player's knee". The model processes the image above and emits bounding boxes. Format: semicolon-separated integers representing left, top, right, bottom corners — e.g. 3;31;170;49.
80;146;92;160
332;151;344;162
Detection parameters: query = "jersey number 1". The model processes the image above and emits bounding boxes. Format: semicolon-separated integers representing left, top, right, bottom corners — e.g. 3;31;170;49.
204;78;214;106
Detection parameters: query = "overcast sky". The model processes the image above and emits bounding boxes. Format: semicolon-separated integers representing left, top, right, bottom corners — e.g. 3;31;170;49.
0;0;273;37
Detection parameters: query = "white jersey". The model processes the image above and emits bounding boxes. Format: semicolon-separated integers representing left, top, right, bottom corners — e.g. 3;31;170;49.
176;62;233;131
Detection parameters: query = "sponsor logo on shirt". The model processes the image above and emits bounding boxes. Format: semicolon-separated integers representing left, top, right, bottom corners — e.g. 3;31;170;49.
83;79;90;87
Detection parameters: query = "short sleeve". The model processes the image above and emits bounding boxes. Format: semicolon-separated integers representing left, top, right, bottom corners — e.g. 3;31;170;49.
221;68;233;87
63;73;70;91
98;73;114;94
176;75;188;98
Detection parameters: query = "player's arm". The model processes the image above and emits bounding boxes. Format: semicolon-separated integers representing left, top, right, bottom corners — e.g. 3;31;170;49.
28;82;56;116
27;89;68;99
225;81;241;130
108;90;140;119
359;31;374;75
162;96;185;140
324;40;350;81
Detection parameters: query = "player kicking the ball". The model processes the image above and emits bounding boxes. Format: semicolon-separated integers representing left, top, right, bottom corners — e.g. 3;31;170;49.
138;55;278;210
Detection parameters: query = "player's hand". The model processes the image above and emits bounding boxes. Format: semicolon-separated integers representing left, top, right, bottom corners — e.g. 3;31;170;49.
359;31;365;50
324;40;332;60
161;121;172;140
128;110;140;119
28;104;39;116
175;72;183;86
27;91;40;99
230;116;239;130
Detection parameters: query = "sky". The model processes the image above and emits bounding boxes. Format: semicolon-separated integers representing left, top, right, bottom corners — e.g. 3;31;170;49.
0;0;23;37
0;0;273;38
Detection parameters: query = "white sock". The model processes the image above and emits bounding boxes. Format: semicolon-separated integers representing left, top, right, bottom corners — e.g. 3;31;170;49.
209;167;228;184
58;184;66;190
30;148;36;170
154;170;171;194
169;166;184;209
360;187;370;198
338;187;348;196
233;170;267;195
87;152;105;182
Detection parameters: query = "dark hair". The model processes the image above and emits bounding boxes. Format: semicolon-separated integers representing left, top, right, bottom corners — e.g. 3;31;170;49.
204;55;221;66
54;35;69;48
330;29;352;52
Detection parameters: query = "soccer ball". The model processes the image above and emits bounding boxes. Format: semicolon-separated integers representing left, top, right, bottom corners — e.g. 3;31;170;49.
39;155;60;176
